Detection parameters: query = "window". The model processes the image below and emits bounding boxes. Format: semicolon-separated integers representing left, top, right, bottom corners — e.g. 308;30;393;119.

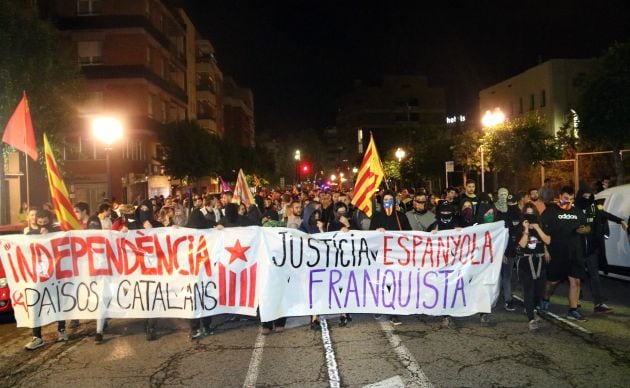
78;41;102;65
540;89;546;107
519;97;523;114
357;129;363;154
530;94;535;111
147;94;154;118
77;0;102;15
64;136;80;160
161;101;167;123
123;140;146;161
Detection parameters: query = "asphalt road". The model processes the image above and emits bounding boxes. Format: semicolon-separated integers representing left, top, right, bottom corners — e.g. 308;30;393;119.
0;276;629;387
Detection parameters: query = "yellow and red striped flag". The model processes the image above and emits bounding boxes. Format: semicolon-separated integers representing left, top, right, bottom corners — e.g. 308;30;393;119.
233;168;256;207
351;133;384;217
43;133;82;231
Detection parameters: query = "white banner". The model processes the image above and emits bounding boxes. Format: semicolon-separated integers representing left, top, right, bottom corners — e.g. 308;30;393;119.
0;223;507;327
259;222;507;321
0;227;263;328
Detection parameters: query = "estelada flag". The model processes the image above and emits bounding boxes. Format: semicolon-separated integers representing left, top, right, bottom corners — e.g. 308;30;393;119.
351;132;384;217
43;133;82;231
219;176;232;192
2;91;38;161
233;169;255;207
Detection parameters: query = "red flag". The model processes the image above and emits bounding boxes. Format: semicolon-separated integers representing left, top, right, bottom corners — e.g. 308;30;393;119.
2;92;38;161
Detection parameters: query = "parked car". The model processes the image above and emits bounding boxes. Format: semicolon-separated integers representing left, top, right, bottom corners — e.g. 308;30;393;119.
595;184;630;278
0;223;25;314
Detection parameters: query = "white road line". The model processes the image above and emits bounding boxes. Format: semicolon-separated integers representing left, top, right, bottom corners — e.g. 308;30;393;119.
320;318;341;388
512;295;593;335
379;321;433;388
243;332;266;388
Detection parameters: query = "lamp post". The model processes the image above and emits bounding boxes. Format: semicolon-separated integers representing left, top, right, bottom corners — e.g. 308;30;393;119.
294;150;301;185
480;108;505;192
92;117;123;201
395;147;406;191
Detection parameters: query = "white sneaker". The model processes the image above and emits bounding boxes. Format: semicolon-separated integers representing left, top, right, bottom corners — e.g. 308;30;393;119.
528;319;539;331
25;337;45;350
57;330;69;342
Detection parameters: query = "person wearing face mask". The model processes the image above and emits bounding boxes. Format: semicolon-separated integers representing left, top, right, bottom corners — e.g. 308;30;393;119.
475;193;497;225
406;193;436;231
459;200;475;228
575;185;614;314
370;191;411;326
498;192;522;312
129;199;163;340
516;203;551;331
540;186;590;321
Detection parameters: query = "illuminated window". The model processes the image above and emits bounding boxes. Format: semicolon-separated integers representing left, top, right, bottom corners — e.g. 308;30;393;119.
78;41;102;65
77;0;102;15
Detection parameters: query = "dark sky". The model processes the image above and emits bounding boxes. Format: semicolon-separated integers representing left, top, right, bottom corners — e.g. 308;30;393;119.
183;1;629;134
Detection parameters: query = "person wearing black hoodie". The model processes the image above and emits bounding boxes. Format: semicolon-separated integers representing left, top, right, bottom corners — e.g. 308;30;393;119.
575;185;613;314
369;191;411;326
129;199;162;340
299;203;326;329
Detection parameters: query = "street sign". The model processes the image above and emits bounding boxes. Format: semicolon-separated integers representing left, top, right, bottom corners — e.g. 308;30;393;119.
445;161;454;172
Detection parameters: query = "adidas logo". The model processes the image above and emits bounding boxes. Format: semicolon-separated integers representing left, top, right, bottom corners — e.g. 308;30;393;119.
558;214;578;220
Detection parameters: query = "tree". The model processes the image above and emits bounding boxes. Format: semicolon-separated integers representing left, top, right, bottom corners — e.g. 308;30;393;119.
158;121;222;182
0;1;84;222
576;42;630;185
483;115;559;191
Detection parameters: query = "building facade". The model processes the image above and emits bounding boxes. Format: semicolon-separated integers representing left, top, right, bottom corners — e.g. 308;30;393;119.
479;58;595;135
223;76;255;148
336;75;446;162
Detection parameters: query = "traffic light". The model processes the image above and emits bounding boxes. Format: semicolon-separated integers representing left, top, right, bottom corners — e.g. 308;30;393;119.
301;163;310;174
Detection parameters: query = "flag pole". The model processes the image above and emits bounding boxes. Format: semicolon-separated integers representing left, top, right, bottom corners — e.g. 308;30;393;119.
25;151;30;210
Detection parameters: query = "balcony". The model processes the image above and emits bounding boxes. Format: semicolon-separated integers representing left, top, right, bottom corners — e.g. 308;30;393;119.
81;65;187;103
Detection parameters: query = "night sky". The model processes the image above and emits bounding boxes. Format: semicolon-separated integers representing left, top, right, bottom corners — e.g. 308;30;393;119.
183;1;629;134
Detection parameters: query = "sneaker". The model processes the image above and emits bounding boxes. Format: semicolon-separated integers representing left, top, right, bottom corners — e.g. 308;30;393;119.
539;300;550;313
57;329;69;342
480;314;491;326
566;310;587;322
274;326;285;333
504;301;516;312
339;315;348;327
310;320;321;331
25;337;45;350
441;316;455;328
95;333;103;344
390;316;402;326
190;328;204;340
594;303;614;314
373;314;382;320
528;319;539;331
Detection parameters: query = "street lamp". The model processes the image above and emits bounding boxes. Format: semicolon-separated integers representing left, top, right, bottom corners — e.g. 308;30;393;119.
294;150;301;185
352;167;358;174
480;108;505;192
92;117;123;201
395;147;406;162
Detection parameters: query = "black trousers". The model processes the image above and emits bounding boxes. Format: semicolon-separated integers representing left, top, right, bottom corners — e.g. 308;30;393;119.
33;321;66;338
261;318;286;330
518;255;545;321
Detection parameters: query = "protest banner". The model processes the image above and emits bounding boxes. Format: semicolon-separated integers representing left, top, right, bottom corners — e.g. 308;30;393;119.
0;223;507;327
258;222;507;321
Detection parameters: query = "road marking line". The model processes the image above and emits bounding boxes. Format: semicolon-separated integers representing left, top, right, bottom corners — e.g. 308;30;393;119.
243;332;266;388
379;321;433;388
512;295;593;335
363;375;406;388
320;318;341;388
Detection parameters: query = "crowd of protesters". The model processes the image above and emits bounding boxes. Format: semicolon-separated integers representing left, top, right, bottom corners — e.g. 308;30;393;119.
16;176;629;350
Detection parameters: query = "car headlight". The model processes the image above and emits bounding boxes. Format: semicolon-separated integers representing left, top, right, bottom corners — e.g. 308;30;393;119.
0;278;7;288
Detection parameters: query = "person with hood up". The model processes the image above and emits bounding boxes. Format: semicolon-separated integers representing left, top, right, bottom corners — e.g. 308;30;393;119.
299;203;326;329
370;191;411;326
129;199;162;340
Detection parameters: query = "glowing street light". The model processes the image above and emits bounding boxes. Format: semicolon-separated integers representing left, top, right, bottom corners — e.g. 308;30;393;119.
330;174;337;182
480;108;505;192
293;150;301;184
91;116;123;201
352;167;358;174
395;147;406;162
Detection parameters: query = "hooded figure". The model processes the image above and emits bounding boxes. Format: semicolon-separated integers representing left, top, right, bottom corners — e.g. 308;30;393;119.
495;187;509;213
429;201;460;231
300;203;324;233
476;193;497;224
131;199;161;229
220;203;245;227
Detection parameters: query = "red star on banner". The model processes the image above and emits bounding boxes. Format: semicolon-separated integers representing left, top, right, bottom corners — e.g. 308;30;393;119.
225;240;250;264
